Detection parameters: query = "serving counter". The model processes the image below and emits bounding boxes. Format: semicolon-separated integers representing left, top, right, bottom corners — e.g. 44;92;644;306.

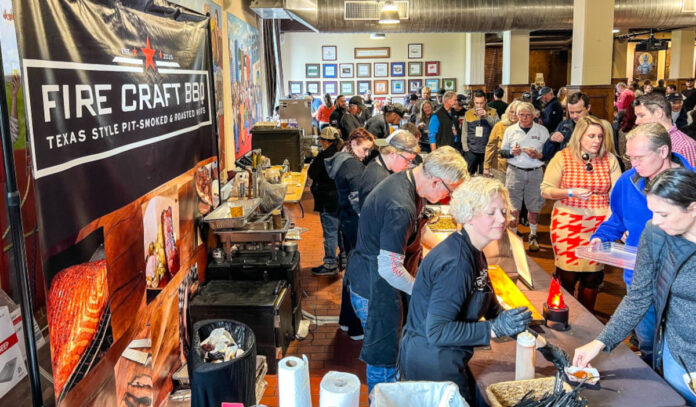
471;242;685;406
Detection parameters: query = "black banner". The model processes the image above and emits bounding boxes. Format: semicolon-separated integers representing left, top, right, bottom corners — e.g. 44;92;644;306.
13;0;214;253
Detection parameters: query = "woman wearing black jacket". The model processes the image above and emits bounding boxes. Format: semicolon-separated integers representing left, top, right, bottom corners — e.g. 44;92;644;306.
325;128;375;339
399;177;532;404
308;127;344;275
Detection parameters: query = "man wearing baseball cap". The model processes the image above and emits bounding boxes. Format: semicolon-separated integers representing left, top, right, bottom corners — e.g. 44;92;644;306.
538;86;564;134
366;103;406;139
339;96;367;139
667;92;687;129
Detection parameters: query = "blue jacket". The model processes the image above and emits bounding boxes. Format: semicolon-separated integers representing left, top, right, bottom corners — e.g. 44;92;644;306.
591;153;695;285
541;97;564;134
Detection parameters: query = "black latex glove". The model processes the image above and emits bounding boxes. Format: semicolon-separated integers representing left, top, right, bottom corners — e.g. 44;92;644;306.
537;341;571;372
490;306;533;337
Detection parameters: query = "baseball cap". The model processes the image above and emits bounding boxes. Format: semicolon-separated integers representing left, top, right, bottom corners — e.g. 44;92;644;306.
537;86;553;100
667;92;684;102
319;126;340;141
349;96;366;109
386;103;406;117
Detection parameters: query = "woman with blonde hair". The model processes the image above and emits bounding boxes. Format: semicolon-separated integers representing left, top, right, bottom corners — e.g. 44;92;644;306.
484;100;520;179
540;116;621;312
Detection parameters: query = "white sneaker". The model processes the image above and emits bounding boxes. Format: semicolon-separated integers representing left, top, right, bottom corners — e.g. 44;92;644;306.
339;325;349;332
349;334;364;341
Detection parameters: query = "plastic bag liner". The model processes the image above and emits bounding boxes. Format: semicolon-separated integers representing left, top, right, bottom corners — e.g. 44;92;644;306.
188;319;257;407
259;178;286;213
372;381;469;407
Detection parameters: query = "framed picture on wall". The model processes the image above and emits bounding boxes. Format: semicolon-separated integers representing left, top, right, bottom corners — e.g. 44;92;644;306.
322;45;337;61
340;81;355;95
356;63;371;78
391;62;405;77
288;81;303;95
424;78;440;92
391;80;406;94
408;43;423;59
357;80;372;94
408;62;422;76
306;81;320;95
354;47;390;59
339;63;354;78
425;61;440;76
374;62;388;77
408;79;423;93
323;64;337;78
306;63;320;78
442;78;457;91
323;81;338;95
374;80;389;95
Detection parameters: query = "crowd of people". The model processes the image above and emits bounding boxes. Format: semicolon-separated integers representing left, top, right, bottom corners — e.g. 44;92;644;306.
305;81;696;405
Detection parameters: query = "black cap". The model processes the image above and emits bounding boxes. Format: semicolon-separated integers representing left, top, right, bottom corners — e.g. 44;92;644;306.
409;93;419;101
348;96;366;109
438;88;446;95
537;86;553;100
667;92;684;102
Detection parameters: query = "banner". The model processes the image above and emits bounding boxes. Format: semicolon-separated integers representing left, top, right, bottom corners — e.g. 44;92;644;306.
14;0;214;255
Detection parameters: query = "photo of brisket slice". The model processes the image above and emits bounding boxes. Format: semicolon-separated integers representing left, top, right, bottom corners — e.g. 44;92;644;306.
162;206;180;277
47;259;109;399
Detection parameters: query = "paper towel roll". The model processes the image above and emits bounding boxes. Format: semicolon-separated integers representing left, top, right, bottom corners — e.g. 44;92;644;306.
278;355;312;407
319;371;360;407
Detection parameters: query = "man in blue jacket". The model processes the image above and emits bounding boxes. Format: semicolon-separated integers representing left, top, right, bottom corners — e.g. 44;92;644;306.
538;86;564;134
590;122;696;365
542;92;591;161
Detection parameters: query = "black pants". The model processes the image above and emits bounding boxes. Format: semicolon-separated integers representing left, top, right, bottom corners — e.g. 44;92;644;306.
465;151;485;175
338;213;363;336
556;267;604;293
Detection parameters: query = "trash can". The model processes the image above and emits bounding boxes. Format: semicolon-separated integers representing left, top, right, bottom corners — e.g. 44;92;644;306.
188;319;257;407
372;381;469;407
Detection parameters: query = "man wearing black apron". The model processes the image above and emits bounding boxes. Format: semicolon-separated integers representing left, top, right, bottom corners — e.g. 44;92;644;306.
346;146;469;392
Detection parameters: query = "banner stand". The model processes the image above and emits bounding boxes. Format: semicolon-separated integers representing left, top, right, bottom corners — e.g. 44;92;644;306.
206;12;222;201
0;50;43;406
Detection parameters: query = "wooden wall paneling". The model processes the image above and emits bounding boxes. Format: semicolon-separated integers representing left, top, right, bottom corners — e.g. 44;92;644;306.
611;77;628;86
500;84;531;103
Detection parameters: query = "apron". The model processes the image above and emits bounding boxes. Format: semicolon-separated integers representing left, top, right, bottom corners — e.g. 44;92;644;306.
399;232;496;404
361;170;426;367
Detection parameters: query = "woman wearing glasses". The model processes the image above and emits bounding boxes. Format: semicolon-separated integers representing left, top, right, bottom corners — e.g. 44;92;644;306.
358;129;420;208
540;116;621;312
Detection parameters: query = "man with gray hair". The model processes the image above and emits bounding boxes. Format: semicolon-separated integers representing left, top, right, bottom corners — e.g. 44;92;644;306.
615;82;635;114
500;102;549;252
590;122;696;365
634;93;696;166
429;91;459;151
347;146;468;392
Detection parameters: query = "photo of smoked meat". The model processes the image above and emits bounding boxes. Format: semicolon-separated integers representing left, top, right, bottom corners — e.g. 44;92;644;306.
162;206;180;277
47;260;109;400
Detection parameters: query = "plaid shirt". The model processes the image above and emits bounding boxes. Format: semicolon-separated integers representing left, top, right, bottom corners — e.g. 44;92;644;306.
669;126;696;167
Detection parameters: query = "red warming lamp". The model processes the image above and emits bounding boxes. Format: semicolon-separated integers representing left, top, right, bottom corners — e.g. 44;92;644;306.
543;277;569;331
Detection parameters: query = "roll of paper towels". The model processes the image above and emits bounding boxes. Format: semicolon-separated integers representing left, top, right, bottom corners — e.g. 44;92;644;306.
278;355;312;407
319;371;360;407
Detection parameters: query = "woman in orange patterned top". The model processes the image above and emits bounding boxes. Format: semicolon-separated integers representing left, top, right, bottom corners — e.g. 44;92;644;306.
540;116;621;312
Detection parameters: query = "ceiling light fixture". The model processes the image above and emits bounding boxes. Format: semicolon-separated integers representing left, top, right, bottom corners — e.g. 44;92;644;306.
371;33;386;39
612;29;620;33
379;1;400;24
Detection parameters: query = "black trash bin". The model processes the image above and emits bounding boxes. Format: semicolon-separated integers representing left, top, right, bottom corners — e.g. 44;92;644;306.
188;319;257;407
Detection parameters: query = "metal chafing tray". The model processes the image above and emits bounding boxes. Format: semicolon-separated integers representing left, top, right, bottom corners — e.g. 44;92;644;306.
203;198;262;230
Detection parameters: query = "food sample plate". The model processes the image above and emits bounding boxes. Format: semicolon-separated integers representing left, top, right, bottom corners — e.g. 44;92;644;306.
564;366;600;385
575;242;637;270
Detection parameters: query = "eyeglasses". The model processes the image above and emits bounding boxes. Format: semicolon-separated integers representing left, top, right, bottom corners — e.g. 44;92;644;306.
397;152;416;168
581;153;593;172
437;176;453;195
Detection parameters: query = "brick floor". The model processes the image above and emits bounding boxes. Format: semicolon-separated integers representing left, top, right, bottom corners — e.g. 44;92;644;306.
263;190;627;406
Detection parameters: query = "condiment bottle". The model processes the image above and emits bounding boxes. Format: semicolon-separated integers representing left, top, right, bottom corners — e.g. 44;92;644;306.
515;331;536;380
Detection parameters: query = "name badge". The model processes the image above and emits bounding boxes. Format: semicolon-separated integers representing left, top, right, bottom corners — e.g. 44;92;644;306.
475;126;483;138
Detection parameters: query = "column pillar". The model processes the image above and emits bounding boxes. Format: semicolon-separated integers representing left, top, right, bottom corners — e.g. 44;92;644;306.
464;33;486;92
501;30;530;103
568;0;615;121
669;28;696;90
612;29;628;86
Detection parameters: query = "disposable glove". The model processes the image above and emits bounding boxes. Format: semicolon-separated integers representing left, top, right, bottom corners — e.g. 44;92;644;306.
490;306;532;337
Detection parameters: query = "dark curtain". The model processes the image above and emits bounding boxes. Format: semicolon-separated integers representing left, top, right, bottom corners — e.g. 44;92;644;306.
263;19;283;116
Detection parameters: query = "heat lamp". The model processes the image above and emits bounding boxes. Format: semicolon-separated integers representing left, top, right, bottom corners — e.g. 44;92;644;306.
543;277;569;331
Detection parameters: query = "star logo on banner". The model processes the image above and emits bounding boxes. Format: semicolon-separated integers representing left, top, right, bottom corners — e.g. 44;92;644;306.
141;37;156;72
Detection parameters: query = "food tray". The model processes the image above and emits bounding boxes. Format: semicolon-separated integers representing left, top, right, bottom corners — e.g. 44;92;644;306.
428;214;458;232
575;242;637;269
486;376;572;407
202;198;261;230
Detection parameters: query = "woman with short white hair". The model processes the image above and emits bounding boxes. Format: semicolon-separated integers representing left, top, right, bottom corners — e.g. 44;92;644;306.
399;177;532;404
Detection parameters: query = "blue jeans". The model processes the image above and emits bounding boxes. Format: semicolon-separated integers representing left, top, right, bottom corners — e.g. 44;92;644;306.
350;289;397;393
320;211;339;268
662;341;696;406
634;304;656;366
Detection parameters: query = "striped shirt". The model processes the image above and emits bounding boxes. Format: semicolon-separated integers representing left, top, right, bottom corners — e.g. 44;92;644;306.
669;125;696;167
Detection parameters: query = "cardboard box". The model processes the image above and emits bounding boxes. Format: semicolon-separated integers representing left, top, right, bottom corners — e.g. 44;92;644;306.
0;305;28;399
